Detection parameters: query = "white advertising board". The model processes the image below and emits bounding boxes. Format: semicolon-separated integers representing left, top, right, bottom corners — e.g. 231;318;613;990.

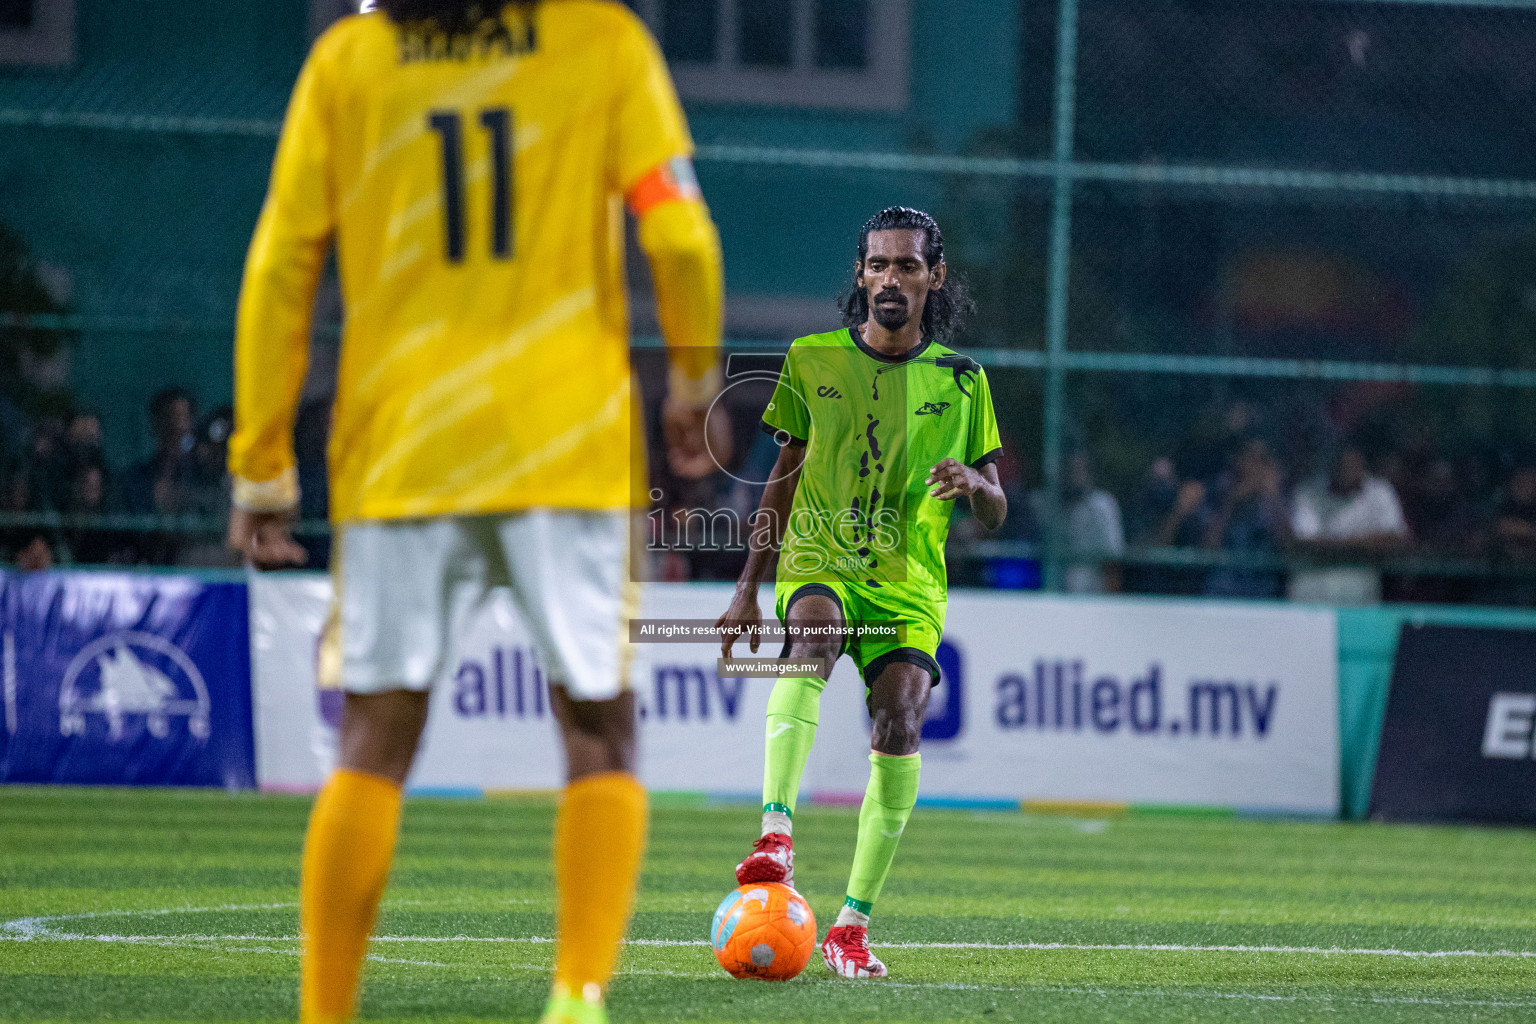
928;592;1337;812
250;576;1337;813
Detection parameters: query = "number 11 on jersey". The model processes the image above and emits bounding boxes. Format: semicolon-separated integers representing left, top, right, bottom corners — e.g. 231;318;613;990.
428;107;513;263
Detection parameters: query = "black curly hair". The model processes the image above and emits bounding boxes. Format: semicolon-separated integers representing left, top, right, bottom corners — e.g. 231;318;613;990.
838;206;975;342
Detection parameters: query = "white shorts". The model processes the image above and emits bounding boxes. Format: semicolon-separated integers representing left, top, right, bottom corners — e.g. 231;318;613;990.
325;510;636;701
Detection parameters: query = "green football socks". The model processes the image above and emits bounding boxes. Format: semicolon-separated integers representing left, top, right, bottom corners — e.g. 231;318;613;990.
536;990;607;1024
761;675;827;828
843;751;922;918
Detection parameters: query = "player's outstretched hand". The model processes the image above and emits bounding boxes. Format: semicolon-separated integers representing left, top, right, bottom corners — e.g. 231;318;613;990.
715;587;762;658
228;507;308;570
927;458;982;501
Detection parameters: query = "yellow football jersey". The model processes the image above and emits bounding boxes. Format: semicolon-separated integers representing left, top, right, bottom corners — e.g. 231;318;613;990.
230;1;710;521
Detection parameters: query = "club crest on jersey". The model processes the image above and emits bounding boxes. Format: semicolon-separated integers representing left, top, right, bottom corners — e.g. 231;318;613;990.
916;401;951;416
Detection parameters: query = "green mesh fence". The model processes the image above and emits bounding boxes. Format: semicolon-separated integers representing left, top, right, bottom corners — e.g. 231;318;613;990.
3;0;1536;604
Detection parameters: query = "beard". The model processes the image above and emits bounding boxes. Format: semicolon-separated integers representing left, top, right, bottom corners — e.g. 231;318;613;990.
869;289;911;330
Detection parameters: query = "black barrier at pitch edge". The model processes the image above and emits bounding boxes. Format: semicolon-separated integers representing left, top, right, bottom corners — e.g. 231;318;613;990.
1371;624;1536;825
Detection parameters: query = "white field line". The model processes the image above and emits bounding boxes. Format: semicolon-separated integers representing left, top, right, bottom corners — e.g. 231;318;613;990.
0;901;298;939
8;903;1536;962
881;939;1536;960
6;909;1536;1010
8;927;1536;962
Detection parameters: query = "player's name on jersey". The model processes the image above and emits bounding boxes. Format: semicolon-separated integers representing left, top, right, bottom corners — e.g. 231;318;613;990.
396;10;537;64
629;619;906;643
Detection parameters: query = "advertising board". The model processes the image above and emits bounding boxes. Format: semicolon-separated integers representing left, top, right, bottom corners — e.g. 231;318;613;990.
0;570;254;787
1371;623;1536;823
251;577;1337;813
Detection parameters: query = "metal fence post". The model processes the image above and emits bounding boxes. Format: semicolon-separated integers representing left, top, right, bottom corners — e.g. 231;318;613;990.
1041;0;1079;592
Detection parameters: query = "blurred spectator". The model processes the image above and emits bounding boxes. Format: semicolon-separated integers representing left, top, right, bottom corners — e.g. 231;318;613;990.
22;412;69;512
1180;400;1261;485
67;462;106;515
1;458;29;513
13;534;53;572
1033;450;1123;593
1403;458;1484;555
1200;438;1289;599
1;455;56;567
1390;456;1485;604
1470;463;1536;606
63;411;104;475
1456;451;1497;523
1138;458;1207;546
172;406;241;568
1289;445;1409;604
1124;455;1206;595
124;387;199;516
62;463;136;564
190;406;233;512
1492;464;1536;558
123;387;199;564
651;398;741;582
990;445;1038;546
19;370;1536;599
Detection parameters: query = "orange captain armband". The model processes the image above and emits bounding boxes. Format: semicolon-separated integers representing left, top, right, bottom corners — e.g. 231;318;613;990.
626;156;703;217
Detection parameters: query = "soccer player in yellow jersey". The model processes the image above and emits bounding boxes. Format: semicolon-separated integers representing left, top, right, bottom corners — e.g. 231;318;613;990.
225;3;722;1022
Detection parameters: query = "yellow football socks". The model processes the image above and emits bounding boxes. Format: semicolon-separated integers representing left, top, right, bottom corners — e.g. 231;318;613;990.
549;771;648;1005
299;768;403;1024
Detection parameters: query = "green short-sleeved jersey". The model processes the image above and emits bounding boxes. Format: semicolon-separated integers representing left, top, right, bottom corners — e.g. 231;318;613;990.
761;327;1003;605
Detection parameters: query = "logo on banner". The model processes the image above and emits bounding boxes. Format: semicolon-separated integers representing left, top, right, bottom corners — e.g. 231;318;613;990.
922;640;964;742
59;632;212;742
1482;693;1536;759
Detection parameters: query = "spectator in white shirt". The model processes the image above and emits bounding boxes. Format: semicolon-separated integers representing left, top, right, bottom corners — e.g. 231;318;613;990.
1034;450;1125;593
1289;445;1410;604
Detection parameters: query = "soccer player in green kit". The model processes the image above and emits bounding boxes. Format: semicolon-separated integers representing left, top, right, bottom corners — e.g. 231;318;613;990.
715;207;1007;979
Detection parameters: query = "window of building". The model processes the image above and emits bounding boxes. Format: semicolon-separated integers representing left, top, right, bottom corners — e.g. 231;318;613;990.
660;0;717;63
738;0;793;68
0;0;32;31
627;0;909;111
815;0;869;70
0;0;72;67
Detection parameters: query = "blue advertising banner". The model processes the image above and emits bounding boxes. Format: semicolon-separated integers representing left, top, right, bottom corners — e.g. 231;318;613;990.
0;570;255;788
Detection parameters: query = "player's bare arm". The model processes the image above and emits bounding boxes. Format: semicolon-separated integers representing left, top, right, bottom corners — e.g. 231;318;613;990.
716;441;806;657
228;507;308;570
927;458;1006;531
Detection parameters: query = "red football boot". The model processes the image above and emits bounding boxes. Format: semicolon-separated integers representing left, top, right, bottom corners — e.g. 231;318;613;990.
822;924;887;978
735;831;794;886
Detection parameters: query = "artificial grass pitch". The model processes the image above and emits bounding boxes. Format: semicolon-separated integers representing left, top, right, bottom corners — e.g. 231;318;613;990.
3;788;1536;1022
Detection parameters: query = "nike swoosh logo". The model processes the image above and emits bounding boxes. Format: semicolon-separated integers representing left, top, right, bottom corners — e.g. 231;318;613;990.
881;825;905;838
768;722;794;739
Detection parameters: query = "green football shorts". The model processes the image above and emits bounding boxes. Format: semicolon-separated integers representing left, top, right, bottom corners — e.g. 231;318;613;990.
774;579;945;687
